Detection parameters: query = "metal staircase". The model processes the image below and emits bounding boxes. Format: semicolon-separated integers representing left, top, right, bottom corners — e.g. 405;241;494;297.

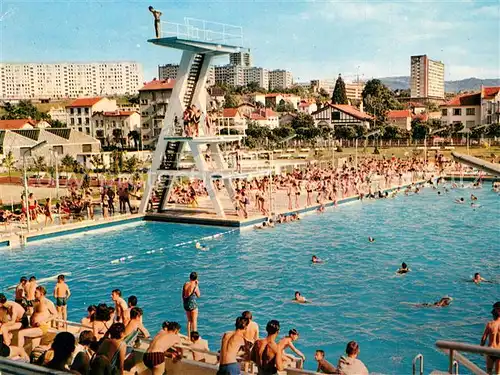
183;54;205;108
157;141;184;211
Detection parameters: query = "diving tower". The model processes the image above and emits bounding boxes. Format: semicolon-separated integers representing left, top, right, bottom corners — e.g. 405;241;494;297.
139;17;258;218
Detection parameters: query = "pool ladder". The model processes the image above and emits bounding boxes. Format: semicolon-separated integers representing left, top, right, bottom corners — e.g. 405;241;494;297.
413;353;460;375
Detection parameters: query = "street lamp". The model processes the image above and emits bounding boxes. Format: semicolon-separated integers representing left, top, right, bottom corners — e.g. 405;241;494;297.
424;127;447;164
50;148;60;199
23;140;47;233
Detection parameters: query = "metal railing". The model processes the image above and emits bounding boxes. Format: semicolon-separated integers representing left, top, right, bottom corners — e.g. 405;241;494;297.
412;353;424;375
435;340;500;375
0;358;69;374
161;17;243;45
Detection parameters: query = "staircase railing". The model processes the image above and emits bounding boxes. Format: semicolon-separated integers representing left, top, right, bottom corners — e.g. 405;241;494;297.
412;353;424;375
435;340;500;375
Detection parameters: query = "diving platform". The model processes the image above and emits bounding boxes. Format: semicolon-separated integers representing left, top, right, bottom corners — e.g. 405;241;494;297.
451;152;500;177
138;16;266;219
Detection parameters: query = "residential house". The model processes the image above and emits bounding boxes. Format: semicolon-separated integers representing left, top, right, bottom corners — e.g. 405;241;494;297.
92;111;141;147
440;92;481;129
253;93;300;110
311;103;373;129
298;100;317;115
387;110;412;131
279;113;297;127
481;86;500;125
0;119;51;130
139;79;175;146
236;103;256;117
65;97;117;136
215;108;247;135
247;108;279;129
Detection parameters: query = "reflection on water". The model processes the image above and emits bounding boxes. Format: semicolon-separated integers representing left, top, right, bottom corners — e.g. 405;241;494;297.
0;187;498;373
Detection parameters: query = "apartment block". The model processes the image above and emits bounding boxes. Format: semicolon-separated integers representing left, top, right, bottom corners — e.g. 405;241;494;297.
243;67;269;89
410;55;444;100
269;70;293;90
229;51;252;67
159;63;215;86
0;62;143;100
65;97;118;136
214;65;245;87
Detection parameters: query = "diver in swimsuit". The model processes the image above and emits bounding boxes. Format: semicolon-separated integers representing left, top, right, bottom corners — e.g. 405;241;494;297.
397;262;410;274
182;272;200;339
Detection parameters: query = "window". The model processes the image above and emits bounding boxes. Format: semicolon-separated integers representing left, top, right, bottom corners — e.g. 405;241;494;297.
466;108;475;116
70;108;74;115
70;118;75;125
441;109;447;116
85;118;90;125
453;108;462;116
52;146;63;155
85;108;89;114
332;111;341;121
77;108;81;115
96;130;104;137
82;144;92;153
78;127;83;132
86;128;90;135
78;118;82;125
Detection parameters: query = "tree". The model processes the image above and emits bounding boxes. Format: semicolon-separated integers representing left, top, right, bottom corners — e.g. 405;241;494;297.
128;130;141;150
60;154;76;173
32;156;47;176
362;79;403;124
90;154;105;173
272;125;295;140
1;100;50;121
49;119;67;128
224;93;239;108
411;119;429;140
124;155;140;173
110;150;124;174
382;125;401;140
331;74;348;104
276;100;295;113
487;123;500;137
1;151;15;183
334;126;357;139
112;129;124;147
291;113;318;140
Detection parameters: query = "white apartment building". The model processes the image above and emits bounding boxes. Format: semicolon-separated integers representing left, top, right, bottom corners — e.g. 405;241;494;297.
65;97;117;136
440;92;481;129
229;51;252;67
92;111;140;147
159;63;215;86
481;86;500;125
345;81;365;101
243;67;269;89
410;55;444;99
214;65;245;87
269;70;293;90
0;62;143;100
139;79;175;145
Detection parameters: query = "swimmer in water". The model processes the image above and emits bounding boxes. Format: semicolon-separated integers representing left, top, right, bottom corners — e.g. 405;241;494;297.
368;237;375;243
471;194;478;201
473;273;488;284
397;262;410;274
311;255;324;264
471;202;482;209
419;296;453;308
294;291;308;304
195;242;208;251
455;197;465;204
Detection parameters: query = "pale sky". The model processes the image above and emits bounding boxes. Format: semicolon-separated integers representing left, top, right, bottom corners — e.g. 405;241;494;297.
1;0;499;82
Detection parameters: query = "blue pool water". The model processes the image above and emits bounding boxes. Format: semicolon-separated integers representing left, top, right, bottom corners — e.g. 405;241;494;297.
1;186;499;373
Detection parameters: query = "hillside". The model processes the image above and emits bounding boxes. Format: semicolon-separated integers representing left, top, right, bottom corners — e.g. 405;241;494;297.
378;76;500;93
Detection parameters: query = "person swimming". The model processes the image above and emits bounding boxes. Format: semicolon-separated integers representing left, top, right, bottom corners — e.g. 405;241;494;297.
311;255;324;264
397;262;410;274
455;197;465;204
294;291;309;304
473;273;489;284
471;194;478;201
368;237;375;243
195;242;208;251
420;296;453;308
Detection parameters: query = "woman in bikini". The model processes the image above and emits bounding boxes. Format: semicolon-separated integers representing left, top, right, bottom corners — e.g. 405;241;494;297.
182;272;200;340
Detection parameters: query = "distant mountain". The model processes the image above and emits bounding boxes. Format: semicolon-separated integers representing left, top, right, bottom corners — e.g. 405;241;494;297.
378;76;500;93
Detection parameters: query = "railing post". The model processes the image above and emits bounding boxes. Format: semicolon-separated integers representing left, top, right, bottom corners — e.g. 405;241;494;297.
449;349;454;374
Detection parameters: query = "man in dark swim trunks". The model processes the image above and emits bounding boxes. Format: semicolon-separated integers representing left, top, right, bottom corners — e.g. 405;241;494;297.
144;321;182;375
217;316;250;375
251;320;283;375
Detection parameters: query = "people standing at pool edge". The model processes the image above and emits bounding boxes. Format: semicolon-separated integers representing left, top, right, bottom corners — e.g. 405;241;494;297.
279;329;306;367
217;316;250;375
251;320;284;375
53;274;71;329
480;304;500;375
183;272;200;340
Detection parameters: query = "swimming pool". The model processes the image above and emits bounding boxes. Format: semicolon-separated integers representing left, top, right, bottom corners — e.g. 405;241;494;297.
1;185;498;373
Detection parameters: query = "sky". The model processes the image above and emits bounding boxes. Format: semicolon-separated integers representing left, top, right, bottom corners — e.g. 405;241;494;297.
0;0;499;83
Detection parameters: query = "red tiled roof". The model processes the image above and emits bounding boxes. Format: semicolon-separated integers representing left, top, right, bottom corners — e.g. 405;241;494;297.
412;113;429;121
249;113;266;120
0;119;36;130
441;92;481;107
222;108;240;118
265;93;298;98
299;101;311;107
387;110;412;119
139;79;175;91
66;97;104;108
482;86;500;100
330;104;374;120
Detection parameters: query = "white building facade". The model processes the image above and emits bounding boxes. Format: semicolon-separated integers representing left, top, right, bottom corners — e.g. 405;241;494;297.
440;92;481;129
229;51;252;67
0;62;143;100
269;70;293;90
410;55;444;100
214;65;245;86
243;67;269;89
92;111;140;147
65;97;118;136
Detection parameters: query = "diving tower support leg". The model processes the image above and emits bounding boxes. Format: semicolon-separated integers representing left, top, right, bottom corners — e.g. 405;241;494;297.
209;142;236;200
190;141;226;218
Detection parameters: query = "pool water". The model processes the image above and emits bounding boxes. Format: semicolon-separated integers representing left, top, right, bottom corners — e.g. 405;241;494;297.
1;186;499;374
